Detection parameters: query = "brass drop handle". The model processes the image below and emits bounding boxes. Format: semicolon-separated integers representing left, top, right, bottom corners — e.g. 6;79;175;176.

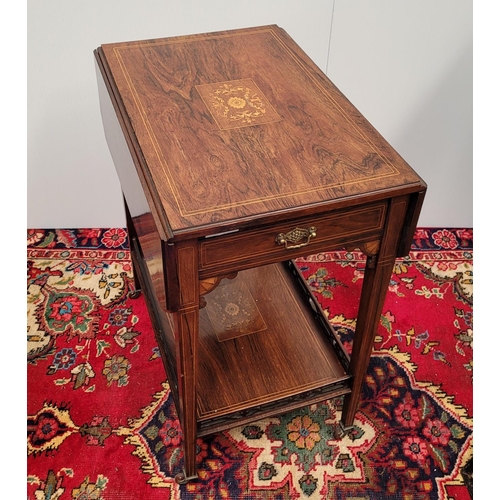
275;226;317;250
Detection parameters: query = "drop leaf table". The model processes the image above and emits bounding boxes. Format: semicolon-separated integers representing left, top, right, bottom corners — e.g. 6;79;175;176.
94;25;426;483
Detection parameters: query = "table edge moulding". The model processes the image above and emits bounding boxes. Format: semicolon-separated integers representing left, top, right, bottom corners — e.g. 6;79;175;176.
94;24;426;484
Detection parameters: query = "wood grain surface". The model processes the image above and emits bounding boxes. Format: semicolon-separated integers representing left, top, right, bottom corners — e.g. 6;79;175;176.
98;25;425;236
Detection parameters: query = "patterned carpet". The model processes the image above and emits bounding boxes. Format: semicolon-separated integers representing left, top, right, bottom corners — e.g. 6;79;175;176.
27;228;472;499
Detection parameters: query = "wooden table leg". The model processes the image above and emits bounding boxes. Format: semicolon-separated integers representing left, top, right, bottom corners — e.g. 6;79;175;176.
174;306;199;484
341;256;396;426
341;196;410;427
123;200;142;297
169;242;200;484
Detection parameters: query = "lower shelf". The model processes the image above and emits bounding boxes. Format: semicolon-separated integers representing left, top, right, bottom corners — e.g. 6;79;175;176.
159;261;352;436
130;230;352;436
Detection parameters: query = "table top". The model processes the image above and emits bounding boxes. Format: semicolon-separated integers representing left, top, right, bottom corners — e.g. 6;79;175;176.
97;25;425;238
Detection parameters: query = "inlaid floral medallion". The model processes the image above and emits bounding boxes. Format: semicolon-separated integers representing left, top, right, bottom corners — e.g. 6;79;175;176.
196;78;281;129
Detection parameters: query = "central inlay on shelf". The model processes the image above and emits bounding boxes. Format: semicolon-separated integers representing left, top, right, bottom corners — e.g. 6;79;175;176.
204;277;268;342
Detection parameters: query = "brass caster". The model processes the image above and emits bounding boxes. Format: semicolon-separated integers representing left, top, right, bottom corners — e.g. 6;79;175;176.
174;470;198;485
128;289;141;299
334;422;355;439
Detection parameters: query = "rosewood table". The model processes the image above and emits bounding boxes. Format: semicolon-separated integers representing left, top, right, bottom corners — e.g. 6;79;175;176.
94;25;426;483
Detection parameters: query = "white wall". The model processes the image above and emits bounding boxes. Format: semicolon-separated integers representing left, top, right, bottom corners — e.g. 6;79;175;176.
328;0;472;228
27;0;472;229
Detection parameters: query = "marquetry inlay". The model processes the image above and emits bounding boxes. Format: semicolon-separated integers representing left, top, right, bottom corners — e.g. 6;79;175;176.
204;278;267;341
196;78;281;130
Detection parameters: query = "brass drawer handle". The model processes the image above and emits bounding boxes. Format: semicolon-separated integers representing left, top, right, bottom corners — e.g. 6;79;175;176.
275;226;317;249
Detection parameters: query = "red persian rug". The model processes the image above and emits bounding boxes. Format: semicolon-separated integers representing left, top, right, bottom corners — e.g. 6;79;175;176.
27;228;473;500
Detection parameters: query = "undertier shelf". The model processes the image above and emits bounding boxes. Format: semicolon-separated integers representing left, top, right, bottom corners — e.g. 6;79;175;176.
160;261;352;436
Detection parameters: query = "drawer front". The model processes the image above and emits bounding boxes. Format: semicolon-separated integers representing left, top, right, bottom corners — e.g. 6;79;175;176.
200;202;387;274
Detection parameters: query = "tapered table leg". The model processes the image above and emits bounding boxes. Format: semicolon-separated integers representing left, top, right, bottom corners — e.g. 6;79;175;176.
341;195;410;427
341;257;395;426
168;242;200;484
123;200;142;297
174;306;199;484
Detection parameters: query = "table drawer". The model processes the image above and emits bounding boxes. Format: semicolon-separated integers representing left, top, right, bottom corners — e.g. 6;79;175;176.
199;202;387;274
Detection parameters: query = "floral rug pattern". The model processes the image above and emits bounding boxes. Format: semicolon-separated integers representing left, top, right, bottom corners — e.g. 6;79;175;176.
27;228;472;499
